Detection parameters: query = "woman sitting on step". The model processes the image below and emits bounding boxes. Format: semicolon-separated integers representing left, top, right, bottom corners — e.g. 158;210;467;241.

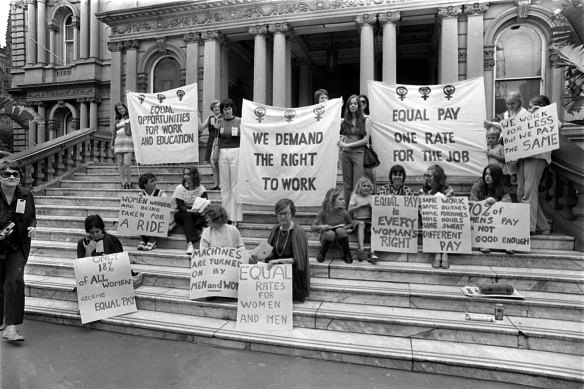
77;215;142;288
136;172;175;251
470;164;513;254
250;199;310;303
311;188;354;264
172;167;208;256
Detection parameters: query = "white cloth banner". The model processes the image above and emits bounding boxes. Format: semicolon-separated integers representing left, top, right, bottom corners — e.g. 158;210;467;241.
127;83;198;164
238;98;341;206
368;78;488;176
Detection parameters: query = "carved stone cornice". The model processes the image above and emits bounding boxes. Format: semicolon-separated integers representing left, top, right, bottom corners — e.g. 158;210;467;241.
107;41;124;52
71;15;80;28
48;19;60;32
123;39;140;50
355;14;377;27
548;47;560;66
249;24;268;36
183;32;200;43
268;22;290;35
515;0;531;19
27;0;35;6
484;46;495;70
378;12;401;25
438;6;463;19
464;3;489;15
200;30;225;43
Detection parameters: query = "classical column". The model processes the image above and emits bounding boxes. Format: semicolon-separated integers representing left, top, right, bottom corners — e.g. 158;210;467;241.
483;45;495;118
124;40;139;92
201;31;224;118
221;42;229;100
356;14;376;95
108;42;123;120
285;37;292;107
379;12;400;84
90;99;99;129
464;3;488;79
79;99;89;129
249;25;268;104
269;23;290;108
183;33;200;85
29;122;37;147
26;0;37;65
48;22;57;65
80;0;89;59
438;6;462;83
36;0;47;64
549;50;564;121
90;0;100;58
72;16;80;61
266;44;273;105
37;103;46;143
297;58;312;107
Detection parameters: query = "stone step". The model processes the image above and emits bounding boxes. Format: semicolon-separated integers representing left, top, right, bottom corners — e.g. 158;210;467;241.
24;297;583;388
24;258;584;322
87;164;213;175
22;272;584;355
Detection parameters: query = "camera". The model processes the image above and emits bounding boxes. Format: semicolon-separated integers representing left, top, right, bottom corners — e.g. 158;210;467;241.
0;222;15;238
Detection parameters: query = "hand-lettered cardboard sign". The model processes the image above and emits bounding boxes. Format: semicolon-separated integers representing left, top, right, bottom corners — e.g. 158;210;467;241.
238;98;342;206
74;252;137;324
117;194;172;238
189;247;250;300
371;195;419;253
420;196;472;254
501;103;559;161
127;83;199;164
237;263;293;333
469;201;531;252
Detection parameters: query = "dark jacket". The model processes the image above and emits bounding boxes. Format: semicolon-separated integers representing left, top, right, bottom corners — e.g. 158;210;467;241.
0;185;37;259
76;233;123;258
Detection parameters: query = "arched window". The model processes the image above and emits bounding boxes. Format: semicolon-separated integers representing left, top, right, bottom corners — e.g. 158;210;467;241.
494;24;545;114
153;57;181;93
63;15;75;65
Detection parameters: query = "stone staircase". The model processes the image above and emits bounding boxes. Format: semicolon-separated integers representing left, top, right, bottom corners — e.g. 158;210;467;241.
26;163;584;388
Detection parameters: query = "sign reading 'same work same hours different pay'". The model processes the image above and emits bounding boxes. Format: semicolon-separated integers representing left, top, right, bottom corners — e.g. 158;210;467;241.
74;252;137;324
117;194;172;238
421;196;472;254
470;201;531;252
371;195;419;253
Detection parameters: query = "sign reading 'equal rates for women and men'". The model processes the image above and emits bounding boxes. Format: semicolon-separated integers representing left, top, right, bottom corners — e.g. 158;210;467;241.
74;252;137;324
238;98;342;206
368;78;488;176
127;83;198;164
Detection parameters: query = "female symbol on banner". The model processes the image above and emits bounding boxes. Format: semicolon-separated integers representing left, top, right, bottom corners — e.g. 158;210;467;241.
443;85;456;100
254;107;266;123
284;110;296;123
419;87;431;101
313;106;325;121
176;90;185;101
396;86;408;101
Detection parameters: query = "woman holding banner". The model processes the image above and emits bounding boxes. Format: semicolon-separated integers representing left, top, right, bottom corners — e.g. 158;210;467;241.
199;99;222;190
338;95;370;209
214;99;243;226
173;167;208;255
0;160;36;342
111;102;134;189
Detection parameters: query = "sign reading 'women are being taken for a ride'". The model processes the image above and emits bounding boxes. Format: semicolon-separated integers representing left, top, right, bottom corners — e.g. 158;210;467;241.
368;78;488;176
127;83;198;164
238;98;341;206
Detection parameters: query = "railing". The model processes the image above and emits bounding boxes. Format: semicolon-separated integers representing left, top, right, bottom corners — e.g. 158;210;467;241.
0;128;112;188
542;124;584;252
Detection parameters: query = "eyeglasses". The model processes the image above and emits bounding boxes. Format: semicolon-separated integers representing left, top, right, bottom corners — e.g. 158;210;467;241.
0;171;20;178
277;211;291;217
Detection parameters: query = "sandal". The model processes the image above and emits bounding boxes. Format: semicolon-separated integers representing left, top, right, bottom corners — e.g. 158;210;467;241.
479;248;490;254
367;252;379;264
137;241;146;250
506;250;515;255
144;241;157;251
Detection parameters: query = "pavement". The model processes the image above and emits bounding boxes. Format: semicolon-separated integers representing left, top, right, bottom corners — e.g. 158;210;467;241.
0;319;530;389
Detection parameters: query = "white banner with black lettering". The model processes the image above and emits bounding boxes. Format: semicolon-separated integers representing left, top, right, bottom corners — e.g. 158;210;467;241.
127;83;198;164
238;98;342;206
368;78;488;176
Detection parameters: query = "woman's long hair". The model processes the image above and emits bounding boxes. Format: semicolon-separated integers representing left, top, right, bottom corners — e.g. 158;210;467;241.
340;95;366;137
182;166;201;188
479;164;507;200
114;102;129;121
423;164;448;195
322;188;342;215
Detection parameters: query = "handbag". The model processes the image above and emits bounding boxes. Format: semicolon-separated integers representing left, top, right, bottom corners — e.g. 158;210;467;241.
363;145;380;168
124;122;132;136
478;283;515;295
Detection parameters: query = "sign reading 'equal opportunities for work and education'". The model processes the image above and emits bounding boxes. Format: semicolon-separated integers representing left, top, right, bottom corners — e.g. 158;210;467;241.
117;195;172;238
421;196;472;254
238;98;342;206
127;83;198;164
500;103;559;161
74;252;137;324
237;263;293;333
470;201;531;252
189;247;250;300
368;78;488;176
371;195;419;253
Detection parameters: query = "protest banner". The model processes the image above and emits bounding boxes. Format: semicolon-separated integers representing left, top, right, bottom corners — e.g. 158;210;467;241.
237;263;293;333
74;252;137;324
421;196;472;254
500;103;559;161
190;247;250;300
371;195;419;253
368;78;488;176
470;201;531;252
238;98;341;206
127;83;198;164
117;194;172;238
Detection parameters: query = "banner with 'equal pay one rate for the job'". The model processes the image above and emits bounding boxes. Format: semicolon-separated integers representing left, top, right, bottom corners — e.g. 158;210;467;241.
238;98;342;206
127;83;198;164
368;78;488;176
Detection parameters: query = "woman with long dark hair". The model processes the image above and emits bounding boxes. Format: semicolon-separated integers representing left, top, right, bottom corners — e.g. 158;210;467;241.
470;164;511;204
111;102;134;189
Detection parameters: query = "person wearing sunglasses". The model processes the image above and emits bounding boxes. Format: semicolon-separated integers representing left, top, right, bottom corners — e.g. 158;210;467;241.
0;160;37;342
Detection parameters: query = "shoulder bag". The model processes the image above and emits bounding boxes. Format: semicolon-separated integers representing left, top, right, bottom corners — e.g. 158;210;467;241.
363;145;380;168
